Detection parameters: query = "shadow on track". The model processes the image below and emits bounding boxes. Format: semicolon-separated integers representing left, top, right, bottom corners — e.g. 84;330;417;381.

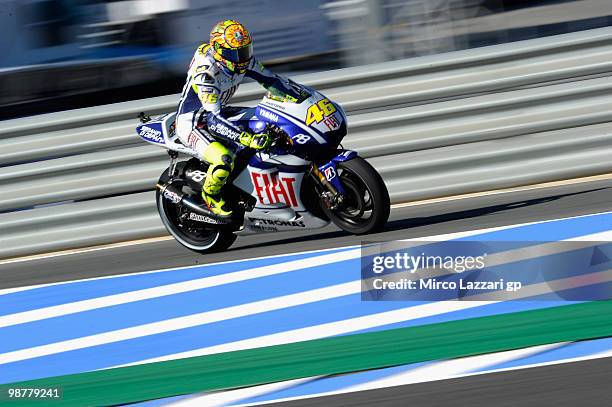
233;187;608;251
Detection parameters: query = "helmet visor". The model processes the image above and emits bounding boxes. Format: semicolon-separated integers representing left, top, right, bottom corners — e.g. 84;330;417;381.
218;44;253;64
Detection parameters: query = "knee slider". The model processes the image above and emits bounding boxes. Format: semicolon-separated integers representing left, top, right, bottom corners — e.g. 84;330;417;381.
210;164;231;182
203;142;234;169
212;166;230;182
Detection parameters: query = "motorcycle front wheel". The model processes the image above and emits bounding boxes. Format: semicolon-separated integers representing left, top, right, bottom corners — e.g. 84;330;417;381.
156;167;237;254
321;157;390;235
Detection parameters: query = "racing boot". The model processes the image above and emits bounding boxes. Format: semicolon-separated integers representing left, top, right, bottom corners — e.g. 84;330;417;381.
201;142;235;218
202;191;233;218
201;168;233;218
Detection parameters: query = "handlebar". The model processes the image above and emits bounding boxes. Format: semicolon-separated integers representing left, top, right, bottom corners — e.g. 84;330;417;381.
266;123;293;152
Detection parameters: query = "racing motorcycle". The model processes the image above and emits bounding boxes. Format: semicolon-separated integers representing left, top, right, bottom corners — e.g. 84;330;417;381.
136;81;390;253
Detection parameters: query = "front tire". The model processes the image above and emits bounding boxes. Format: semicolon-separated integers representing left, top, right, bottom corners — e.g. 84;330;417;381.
156;167;237;254
322;157;390;235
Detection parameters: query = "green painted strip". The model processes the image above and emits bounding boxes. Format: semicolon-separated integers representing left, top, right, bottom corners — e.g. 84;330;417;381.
3;301;612;406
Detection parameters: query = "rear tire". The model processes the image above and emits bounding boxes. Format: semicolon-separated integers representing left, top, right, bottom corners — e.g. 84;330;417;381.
322;157;390;235
156;166;237;254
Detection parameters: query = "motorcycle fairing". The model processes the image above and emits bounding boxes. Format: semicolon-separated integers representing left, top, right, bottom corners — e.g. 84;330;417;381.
136;113;177;146
137;112;201;158
232;152;329;235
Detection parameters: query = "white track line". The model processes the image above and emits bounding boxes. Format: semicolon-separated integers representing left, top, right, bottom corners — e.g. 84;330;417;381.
1;234;610;365
1;209;610;298
0;249;359;328
2;227;609;329
233;349;612;407
169;343;566;407
0;218;509;297
0;218;609;365
0;244;353;296
113;300;496;368
0;281;357;365
345;344;565;391
167;378;316;407
116;266;612;368
0;222;533;322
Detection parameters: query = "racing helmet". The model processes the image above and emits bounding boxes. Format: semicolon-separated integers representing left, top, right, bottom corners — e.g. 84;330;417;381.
210;20;253;74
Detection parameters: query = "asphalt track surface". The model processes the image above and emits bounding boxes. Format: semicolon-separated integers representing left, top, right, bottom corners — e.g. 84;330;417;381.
1;178;610;407
1;178;611;289
268;356;612;407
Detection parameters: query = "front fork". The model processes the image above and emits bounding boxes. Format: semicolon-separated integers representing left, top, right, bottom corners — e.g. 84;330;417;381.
310;150;358;210
311;165;344;210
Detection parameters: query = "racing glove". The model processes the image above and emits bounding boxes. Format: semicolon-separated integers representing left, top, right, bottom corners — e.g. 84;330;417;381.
240;131;272;150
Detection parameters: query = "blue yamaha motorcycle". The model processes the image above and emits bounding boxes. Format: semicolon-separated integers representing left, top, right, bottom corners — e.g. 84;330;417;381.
136;82;389;253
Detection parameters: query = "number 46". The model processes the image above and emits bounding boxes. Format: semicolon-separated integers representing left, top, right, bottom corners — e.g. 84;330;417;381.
305;98;336;126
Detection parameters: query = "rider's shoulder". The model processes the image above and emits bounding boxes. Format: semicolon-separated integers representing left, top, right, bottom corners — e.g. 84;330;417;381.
197;64;222;84
191;48;220;75
196;43;211;55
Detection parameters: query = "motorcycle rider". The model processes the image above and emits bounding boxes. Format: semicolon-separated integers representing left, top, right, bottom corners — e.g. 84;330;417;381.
175;19;301;218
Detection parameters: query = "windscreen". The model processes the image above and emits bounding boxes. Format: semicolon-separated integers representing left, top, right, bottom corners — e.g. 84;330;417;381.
266;80;311;104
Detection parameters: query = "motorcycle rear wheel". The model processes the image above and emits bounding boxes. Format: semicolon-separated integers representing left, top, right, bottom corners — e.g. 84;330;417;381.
156;167;237;254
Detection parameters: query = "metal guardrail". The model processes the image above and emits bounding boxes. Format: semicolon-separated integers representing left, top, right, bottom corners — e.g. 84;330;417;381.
1;27;612;259
3;25;612;139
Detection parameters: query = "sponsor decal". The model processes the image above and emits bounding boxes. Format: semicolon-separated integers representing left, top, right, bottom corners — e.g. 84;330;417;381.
251;224;279;232
323;114;341;131
188;212;222;224
163;189;182;204
251;171;299;207
324;166;336;181
219;85;238;104
248;217;305;228
187;131;200;149
139;125;165;144
259;109;279;123
262;100;286;111
209;122;241;141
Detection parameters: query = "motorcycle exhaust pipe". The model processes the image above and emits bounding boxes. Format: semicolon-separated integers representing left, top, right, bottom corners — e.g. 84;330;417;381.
156;182;228;224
